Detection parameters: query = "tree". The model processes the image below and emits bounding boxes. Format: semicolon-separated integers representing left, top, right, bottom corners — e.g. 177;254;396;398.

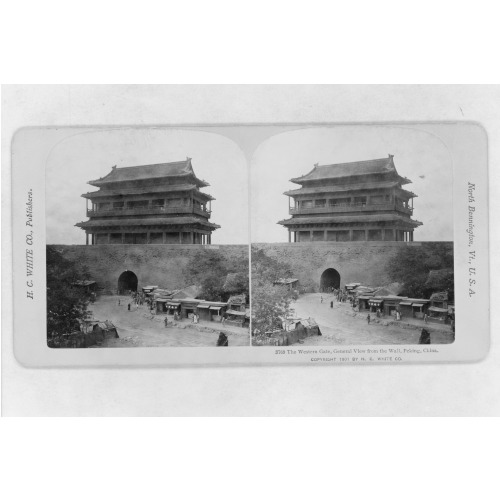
223;272;248;295
251;248;296;334
386;243;454;299
251;282;295;335
46;246;91;346
184;249;249;302
251;248;293;287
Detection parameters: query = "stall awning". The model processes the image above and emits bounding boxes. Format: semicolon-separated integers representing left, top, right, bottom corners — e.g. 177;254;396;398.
210;306;223;311
227;309;246;316
429;306;448;313
156;298;168;303
368;299;384;305
412;303;425;308
197;304;211;309
167;301;181;306
399;301;413;306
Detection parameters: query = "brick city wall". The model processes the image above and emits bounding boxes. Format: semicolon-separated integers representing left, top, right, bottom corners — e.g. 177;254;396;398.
252;241;454;292
50;244;249;293
51;241;453;294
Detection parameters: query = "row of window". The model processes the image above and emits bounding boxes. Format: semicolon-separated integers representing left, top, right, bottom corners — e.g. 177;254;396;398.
295;229;410;242
94;232;206;244
94;198;207;211
296;195;394;209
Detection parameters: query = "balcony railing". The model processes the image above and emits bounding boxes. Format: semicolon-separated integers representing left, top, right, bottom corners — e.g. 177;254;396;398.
289;202;413;215
87;205;211;218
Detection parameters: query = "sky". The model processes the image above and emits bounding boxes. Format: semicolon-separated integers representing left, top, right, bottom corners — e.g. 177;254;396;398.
46;128;249;245
46;124;454;245
249;125;454;242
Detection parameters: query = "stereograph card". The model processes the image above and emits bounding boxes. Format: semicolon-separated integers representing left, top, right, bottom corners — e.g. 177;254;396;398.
11;121;489;366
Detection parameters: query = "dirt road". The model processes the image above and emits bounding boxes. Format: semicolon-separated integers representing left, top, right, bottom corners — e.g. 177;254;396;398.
88;296;249;347
292;293;454;345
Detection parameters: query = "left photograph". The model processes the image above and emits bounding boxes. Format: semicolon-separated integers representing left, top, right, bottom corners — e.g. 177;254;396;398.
46;128;250;348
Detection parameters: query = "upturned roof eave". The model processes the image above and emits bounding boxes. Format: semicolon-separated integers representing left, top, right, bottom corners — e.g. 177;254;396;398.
277;215;422;227
81;186;215;200
75;217;220;229
88;173;210;188
289;156;397;184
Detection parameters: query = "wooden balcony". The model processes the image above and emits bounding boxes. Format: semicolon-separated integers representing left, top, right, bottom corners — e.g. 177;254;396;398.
289;202;413;216
87;205;211;218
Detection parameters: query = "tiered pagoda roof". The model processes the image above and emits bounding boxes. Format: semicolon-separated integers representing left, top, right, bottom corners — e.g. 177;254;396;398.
278;155;422;243
76;158;220;245
290;156;411;185
77;217;219;229
88;158;209;188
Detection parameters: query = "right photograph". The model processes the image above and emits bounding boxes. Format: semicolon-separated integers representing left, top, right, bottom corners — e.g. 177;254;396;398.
250;125;455;347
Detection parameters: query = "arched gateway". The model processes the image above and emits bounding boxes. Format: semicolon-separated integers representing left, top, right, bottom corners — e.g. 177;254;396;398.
118;270;138;294
320;268;340;291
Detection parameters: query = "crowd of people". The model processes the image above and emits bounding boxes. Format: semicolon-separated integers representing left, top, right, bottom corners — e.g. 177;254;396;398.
321;288;359;310
320;287;455;344
116;289;230;346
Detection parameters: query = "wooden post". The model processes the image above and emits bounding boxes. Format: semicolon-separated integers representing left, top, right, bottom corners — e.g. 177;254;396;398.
86;232;89;245
122;233;125;244
349;229;353;241
179;232;183;244
162;232;166;244
288;230;291;243
108;233;111;244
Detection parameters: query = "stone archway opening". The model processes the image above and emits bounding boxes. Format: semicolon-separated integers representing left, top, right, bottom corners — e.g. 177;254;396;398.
320;268;340;292
118;270;138;294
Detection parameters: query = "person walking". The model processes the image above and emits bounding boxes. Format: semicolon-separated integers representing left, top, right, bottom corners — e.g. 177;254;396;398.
127;303;131;311
217;332;229;346
367;313;371;325
424;313;428;323
418;328;431;344
164;316;168;328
